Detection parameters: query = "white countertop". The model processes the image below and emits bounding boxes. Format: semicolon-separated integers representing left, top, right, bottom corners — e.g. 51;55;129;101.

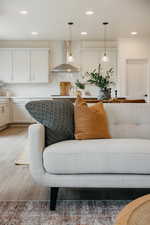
50;95;97;98
0;96;50;99
0;96;10;99
0;95;97;99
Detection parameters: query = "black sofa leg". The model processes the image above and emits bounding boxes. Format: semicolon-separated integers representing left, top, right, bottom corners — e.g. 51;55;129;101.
49;187;59;210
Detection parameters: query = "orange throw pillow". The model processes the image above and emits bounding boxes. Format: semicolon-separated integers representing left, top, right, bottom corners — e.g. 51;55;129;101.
74;97;111;140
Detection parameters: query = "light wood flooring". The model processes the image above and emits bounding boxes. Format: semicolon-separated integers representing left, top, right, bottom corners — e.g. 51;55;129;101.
0;126;48;200
0;126;150;201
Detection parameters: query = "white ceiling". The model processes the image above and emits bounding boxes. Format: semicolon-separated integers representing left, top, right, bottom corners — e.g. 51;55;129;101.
1;0;150;40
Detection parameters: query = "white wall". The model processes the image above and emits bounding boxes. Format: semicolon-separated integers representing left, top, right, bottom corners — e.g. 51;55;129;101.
0;40;117;97
118;38;150;99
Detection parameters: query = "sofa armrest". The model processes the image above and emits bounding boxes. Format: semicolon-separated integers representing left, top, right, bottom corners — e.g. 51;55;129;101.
28;124;46;183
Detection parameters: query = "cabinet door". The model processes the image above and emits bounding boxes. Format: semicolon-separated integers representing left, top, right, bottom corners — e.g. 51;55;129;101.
12;103;35;123
0;49;12;82
0;104;9;126
0;105;3;126
30;49;49;83
12;49;30;83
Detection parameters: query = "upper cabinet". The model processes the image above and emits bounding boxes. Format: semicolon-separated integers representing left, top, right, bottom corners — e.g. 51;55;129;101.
13;49;30;83
0;48;49;83
0;49;12;82
30;49;49;83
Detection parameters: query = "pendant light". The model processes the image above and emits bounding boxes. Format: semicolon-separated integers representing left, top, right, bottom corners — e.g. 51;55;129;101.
67;22;74;63
102;22;109;63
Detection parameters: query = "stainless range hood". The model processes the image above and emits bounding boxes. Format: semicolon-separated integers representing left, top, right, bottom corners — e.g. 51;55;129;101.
52;63;79;73
51;41;79;73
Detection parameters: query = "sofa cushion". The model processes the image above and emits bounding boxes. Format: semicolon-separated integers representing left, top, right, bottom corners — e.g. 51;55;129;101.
103;103;150;139
43;138;150;174
74;97;111;140
26;100;74;146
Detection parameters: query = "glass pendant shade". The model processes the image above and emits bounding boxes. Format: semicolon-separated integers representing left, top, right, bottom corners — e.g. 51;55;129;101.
102;53;109;62
67;54;74;63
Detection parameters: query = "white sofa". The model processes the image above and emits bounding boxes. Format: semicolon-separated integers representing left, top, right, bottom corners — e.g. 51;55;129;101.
28;103;150;210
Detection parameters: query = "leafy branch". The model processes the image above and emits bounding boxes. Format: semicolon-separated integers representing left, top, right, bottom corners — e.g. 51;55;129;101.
87;66;114;89
75;79;85;90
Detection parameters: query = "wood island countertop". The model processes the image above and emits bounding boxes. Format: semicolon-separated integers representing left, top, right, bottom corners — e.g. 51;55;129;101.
50;96;146;103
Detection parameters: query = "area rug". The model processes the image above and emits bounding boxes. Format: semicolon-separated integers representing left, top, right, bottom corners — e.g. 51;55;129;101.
0;200;129;225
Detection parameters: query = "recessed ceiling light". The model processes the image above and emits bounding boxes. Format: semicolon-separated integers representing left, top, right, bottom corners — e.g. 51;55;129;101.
31;32;39;36
85;11;94;15
131;32;138;35
81;32;88;35
19;10;28;15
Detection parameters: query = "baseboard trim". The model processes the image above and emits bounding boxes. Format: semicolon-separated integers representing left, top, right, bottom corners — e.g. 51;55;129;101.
0;123;35;130
0;124;8;131
9;123;34;127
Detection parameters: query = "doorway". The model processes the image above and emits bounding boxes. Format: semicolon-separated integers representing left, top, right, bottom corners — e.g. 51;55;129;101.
126;59;148;99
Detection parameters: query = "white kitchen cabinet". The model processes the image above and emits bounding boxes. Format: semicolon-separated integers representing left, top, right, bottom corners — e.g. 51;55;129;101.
0;97;52;124
0;103;9;127
12;49;30;83
0;48;49;84
30;49;49;83
0;49;12;82
12;102;35;123
11;97;50;123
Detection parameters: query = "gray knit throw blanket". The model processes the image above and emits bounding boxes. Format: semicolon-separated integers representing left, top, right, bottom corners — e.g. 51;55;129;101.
26;100;74;146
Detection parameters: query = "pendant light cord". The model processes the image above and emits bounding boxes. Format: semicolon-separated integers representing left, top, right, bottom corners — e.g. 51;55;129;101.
69;24;72;42
104;25;106;55
68;22;73;56
103;22;109;56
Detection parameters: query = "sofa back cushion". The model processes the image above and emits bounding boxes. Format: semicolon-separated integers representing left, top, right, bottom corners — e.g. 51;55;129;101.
26;100;74;146
74;97;111;140
104;103;150;139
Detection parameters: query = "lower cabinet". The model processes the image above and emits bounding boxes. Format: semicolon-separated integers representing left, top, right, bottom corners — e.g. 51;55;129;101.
0;103;9;127
11;97;50;123
0;97;49;125
11;102;35;123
